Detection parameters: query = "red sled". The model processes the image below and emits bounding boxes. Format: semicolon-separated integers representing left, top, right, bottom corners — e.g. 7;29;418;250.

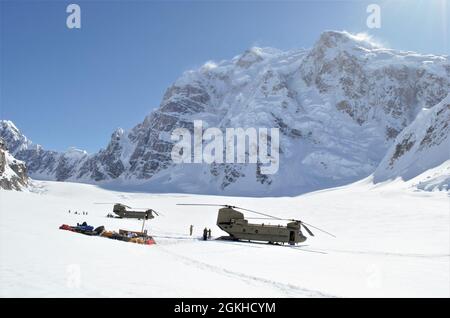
59;224;74;231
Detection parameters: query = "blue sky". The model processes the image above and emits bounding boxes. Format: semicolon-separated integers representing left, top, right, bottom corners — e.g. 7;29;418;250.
1;0;449;152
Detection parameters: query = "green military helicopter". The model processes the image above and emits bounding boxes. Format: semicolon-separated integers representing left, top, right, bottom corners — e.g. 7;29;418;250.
96;203;160;220
112;203;160;220
96;203;163;233
177;204;335;245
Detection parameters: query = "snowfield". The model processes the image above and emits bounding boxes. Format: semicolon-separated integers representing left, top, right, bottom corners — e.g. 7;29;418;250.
0;180;448;297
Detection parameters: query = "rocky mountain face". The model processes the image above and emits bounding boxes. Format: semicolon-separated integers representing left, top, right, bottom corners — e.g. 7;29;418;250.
0;121;87;181
1;31;449;195
0;137;29;190
374;94;450;190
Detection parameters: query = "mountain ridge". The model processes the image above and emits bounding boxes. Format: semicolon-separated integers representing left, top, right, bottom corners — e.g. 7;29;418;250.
373;93;450;191
1;31;449;195
0;137;29;190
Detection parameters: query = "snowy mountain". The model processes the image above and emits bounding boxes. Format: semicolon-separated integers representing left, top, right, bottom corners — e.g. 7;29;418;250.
373;94;450;191
0;137;29;190
0;120;88;181
1;31;449;195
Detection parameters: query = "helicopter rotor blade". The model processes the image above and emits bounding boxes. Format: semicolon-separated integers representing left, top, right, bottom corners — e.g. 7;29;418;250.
245;217;277;220
301;223;314;236
151;209;163;216
233;206;282;220
94;202;117;205
176;204;231;207
177;204;284;220
126;207;153;210
300;222;336;238
278;218;335;238
94;202;133;209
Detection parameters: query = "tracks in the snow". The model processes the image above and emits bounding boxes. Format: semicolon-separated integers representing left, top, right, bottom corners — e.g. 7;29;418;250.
157;244;337;298
310;248;450;259
153;233;448;258
151;233;447;297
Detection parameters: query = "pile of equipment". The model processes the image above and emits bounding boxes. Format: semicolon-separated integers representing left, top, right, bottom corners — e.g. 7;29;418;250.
59;222;156;246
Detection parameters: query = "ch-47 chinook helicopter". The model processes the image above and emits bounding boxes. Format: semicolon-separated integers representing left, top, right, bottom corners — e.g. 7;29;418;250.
95;203;163;234
177;204;335;245
96;203;160;220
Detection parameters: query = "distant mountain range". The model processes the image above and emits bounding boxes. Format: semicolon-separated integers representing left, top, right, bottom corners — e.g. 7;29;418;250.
1;31;449;194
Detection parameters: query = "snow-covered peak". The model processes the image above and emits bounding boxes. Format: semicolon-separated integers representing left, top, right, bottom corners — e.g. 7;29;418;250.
316;30;381;51
111;128;125;138
64;147;88;159
0;120;33;155
1;120;20;133
234;46;282;68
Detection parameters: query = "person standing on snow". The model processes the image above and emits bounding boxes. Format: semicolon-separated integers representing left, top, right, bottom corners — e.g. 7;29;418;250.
207;228;211;239
203;227;208;241
189;224;193;236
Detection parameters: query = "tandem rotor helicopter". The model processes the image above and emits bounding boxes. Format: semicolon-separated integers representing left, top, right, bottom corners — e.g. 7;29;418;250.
177;204;335;245
95;203;163;233
95;203;161;220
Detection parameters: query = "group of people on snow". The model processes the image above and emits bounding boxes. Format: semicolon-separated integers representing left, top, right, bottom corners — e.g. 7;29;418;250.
189;224;212;240
68;210;88;215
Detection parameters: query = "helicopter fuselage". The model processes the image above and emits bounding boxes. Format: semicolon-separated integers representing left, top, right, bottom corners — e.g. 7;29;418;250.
113;204;155;220
216;207;307;245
